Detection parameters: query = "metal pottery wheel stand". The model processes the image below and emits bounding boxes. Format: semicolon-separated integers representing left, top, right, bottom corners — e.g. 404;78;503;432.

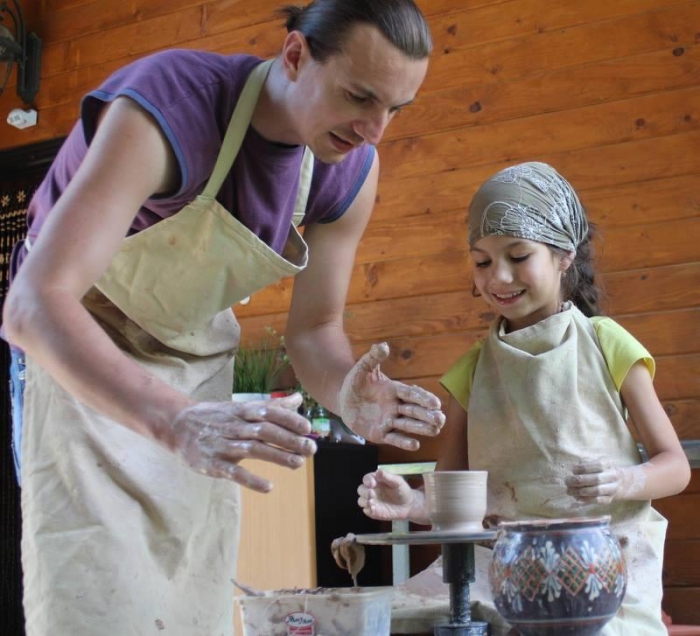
355;529;497;636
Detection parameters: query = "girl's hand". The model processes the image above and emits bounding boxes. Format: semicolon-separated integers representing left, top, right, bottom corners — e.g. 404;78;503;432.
357;468;426;522
565;458;646;505
169;393;316;492
339;342;445;451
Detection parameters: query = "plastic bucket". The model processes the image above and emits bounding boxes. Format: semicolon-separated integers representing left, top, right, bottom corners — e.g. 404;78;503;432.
237;586;393;636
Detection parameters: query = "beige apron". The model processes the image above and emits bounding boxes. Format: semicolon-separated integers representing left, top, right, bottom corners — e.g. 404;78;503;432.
21;59;313;636
466;304;667;635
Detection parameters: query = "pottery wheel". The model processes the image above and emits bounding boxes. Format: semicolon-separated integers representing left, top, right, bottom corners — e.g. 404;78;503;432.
354;529;497;546
355;530;497;636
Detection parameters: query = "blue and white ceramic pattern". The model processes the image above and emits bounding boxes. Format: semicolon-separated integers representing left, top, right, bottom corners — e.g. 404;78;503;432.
489;516;627;635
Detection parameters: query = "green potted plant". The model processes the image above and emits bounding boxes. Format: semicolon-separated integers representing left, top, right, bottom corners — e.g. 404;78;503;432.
232;327;290;401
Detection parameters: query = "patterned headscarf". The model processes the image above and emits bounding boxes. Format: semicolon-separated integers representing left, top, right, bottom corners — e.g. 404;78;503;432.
468;162;588;252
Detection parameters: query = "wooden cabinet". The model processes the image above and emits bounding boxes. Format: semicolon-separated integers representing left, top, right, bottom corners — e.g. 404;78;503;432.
236;456;317;592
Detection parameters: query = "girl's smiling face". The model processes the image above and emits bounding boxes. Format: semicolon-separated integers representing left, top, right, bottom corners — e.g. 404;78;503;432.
470;235;573;332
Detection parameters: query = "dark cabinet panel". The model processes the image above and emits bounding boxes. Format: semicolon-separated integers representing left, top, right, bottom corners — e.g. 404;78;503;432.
312;440;390;587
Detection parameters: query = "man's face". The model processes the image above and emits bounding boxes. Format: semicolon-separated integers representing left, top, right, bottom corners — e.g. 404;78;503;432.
285;24;429;163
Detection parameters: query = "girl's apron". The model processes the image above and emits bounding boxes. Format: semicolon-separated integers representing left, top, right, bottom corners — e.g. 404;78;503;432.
466;305;668;635
21;59;313;636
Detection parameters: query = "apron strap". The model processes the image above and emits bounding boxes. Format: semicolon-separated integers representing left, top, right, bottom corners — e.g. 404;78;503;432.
202;59;314;227
202;60;273;199
292;146;314;228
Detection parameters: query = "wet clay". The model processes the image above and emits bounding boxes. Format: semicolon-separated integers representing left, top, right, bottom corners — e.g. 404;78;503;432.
331;533;366;586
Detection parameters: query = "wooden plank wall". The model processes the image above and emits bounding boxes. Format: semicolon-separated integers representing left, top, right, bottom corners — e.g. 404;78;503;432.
1;0;698;624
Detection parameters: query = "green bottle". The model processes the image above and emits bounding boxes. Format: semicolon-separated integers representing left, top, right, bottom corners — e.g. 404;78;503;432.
311;405;331;438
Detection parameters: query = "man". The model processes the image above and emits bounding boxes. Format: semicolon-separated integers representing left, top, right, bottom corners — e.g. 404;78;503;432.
3;1;444;634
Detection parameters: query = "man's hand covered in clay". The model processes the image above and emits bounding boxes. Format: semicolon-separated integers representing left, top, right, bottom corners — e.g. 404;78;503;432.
357;469;429;524
170;393;316;492
565;457;646;505
339;342;445;451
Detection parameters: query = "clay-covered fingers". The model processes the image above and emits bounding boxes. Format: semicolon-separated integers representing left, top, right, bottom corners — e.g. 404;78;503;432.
219;404;315;463
204;435;316;493
571;458;610;475
378;430;420;452
267;392;304;412
217;435;315;470
357;476;375;514
565;461;619;504
233;399;310;435
565;471;614;490
571;484;618;501
374;420;443;451
357;490;381;517
384;412;444;437
392;384;445;434
171;400;316;487
356;342;390;375
363;471;379;489
565;460;614;490
358;470;414;520
203;459;276;493
227;416;314;454
374;468;408;489
394;381;442;412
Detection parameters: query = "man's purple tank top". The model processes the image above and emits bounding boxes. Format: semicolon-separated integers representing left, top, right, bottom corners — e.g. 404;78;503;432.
20;50;374;266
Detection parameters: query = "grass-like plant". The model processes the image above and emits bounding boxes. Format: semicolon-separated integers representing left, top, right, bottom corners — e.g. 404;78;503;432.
233;327;290;394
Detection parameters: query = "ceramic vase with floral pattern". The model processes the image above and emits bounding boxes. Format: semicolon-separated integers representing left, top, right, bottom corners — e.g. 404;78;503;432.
489;516;626;635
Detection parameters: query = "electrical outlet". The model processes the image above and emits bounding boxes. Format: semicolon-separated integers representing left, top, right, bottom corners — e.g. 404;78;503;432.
7;108;38;129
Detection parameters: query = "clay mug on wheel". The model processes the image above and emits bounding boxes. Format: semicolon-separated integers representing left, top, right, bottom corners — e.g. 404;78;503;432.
423;470;488;532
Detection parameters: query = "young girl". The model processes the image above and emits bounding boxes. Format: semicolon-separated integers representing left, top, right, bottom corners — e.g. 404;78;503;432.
357;161;691;634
